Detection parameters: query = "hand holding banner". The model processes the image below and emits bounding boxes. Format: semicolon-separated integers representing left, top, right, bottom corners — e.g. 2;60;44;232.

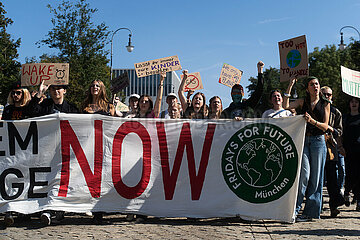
278;35;308;82
134;55;182;78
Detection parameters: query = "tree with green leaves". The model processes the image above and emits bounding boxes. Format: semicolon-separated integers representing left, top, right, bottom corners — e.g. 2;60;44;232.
0;2;21;105
37;0;110;108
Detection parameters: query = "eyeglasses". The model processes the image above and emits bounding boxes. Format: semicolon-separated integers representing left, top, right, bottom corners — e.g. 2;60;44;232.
323;93;332;97
91;84;100;88
11;90;22;96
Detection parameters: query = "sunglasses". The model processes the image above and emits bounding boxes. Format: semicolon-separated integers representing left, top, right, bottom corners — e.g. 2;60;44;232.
323;93;332;97
11;90;22;96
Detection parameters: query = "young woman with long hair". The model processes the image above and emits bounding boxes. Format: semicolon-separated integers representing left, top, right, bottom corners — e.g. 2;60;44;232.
208;96;223;119
178;70;208;119
283;76;330;221
82;80;115;116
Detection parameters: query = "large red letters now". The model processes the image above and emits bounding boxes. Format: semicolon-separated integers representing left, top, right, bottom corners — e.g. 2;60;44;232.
59;120;103;198
156;122;216;200
112;121;151;199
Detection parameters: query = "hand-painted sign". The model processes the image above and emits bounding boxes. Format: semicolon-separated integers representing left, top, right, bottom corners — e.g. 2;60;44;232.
341;66;360;98
278;35;308;82
219;63;243;88
134;55;182;78
21;63;69;86
111;72;130;94
180;72;203;92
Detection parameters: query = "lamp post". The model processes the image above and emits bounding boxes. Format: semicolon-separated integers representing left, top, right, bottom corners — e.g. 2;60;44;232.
339;26;360;50
110;28;134;81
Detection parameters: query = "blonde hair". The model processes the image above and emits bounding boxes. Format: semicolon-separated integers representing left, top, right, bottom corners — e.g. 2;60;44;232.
7;88;31;107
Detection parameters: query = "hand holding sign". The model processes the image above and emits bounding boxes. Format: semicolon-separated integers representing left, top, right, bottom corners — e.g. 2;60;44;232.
180;71;203;92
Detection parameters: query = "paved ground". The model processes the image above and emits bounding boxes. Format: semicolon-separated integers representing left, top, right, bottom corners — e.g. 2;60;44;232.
1;191;360;239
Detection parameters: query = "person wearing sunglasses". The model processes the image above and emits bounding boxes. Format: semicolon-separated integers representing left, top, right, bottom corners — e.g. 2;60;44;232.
28;80;79;117
320;86;345;218
2;81;32;120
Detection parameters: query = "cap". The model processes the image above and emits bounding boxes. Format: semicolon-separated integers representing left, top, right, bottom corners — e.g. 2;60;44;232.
129;94;140;100
11;81;24;90
166;93;178;100
50;85;68;89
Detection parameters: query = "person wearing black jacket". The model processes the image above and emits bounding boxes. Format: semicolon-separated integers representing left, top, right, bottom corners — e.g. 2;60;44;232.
27;80;78;225
28;81;79;117
321;86;345;217
221;61;264;119
2;82;32;120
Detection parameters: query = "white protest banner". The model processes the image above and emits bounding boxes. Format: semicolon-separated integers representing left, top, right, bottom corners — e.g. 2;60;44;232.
341;66;360;98
21;63;69;86
219;63;243;88
278;35;308;82
180;72;203;92
134;56;182;78
0;114;305;223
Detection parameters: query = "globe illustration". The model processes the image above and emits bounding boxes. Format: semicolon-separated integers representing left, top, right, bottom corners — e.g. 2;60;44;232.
236;138;283;188
286;50;301;68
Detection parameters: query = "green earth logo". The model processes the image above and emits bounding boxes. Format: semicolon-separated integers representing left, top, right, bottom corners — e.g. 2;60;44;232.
221;123;298;203
286;50;301;68
237;138;282;188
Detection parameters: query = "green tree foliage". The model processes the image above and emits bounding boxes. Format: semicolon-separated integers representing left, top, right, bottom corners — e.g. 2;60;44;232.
37;0;110;108
0;2;21;105
308;44;355;112
246;67;287;115
246;43;360;114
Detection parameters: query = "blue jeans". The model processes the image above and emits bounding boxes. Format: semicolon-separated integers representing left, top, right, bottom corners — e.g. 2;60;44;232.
295;135;327;219
337;153;345;189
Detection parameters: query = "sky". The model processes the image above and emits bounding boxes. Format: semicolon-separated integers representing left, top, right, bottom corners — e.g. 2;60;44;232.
3;0;360;107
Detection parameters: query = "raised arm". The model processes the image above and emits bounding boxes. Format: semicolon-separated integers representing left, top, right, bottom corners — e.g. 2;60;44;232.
283;77;303;110
178;70;189;112
153;71;166;117
245;61;265;108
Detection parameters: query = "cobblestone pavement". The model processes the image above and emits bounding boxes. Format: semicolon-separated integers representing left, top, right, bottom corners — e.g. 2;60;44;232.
1;192;360;239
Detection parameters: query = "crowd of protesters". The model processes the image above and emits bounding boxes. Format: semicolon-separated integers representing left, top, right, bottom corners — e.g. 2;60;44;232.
1;60;360;226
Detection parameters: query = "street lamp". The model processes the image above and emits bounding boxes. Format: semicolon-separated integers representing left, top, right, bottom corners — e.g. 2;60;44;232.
339;26;360;50
110;27;134;81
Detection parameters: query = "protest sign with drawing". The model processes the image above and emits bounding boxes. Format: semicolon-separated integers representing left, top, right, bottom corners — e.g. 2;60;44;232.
219;63;243;88
278;35;308;82
21;63;69;86
134;55;182;78
180;72;203;92
341;66;360;98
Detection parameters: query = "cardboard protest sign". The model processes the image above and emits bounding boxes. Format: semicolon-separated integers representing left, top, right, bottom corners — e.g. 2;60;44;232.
341;66;360;98
180;72;203;92
134;55;182;78
111;72;130;94
219;63;243;88
278;35;308;82
21;63;69;86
